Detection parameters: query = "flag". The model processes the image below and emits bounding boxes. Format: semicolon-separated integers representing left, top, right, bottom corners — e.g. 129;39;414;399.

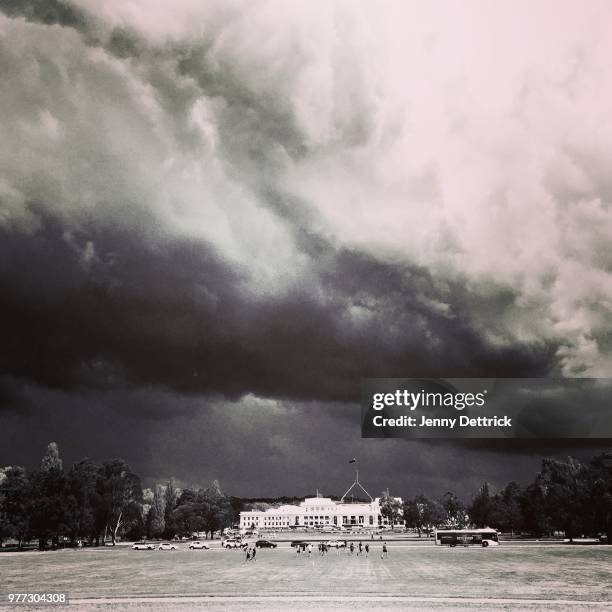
349;458;356;463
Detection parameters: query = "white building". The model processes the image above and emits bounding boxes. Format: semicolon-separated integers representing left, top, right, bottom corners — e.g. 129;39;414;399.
239;472;403;531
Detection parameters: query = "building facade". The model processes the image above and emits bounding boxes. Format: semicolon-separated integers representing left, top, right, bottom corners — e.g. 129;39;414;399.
239;495;403;530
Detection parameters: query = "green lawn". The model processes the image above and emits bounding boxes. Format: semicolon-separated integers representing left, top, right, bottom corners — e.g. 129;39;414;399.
0;543;610;606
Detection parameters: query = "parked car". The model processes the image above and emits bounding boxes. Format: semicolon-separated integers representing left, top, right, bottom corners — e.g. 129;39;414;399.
222;538;247;549
324;540;346;548
132;541;155;550
189;541;210;550
158;542;177;550
255;540;277;548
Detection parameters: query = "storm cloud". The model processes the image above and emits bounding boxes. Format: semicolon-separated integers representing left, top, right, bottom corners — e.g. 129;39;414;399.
1;0;611;495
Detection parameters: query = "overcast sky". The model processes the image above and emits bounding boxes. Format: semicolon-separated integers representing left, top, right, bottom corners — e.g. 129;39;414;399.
1;0;612;499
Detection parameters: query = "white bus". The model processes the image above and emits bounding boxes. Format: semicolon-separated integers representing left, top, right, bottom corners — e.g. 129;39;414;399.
434;528;499;547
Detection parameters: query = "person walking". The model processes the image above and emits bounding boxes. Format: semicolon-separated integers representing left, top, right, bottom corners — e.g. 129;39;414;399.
251;547;257;561
245;547;251;562
358;542;363;556
365;543;369;558
381;543;388;559
307;543;313;558
349;542;354;555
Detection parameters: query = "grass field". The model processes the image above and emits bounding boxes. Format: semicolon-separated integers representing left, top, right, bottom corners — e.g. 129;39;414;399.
1;543;611;610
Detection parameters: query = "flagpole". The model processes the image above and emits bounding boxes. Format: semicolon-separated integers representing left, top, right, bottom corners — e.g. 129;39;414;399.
341;458;372;503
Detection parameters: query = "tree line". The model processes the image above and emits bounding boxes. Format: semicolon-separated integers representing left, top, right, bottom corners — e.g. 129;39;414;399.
0;443;234;549
403;453;612;542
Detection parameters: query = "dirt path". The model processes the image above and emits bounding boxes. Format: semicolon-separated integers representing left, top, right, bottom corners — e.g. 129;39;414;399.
65;593;612;606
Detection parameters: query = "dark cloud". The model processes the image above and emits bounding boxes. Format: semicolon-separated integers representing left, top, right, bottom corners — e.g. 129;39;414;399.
106;27;143;60
0;199;557;408
0;376;35;414
1;383;609;499
0;0;85;28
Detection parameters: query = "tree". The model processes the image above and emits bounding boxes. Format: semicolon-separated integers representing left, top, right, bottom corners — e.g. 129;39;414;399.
469;482;493;528
171;502;203;536
96;460;143;545
0;470;9;546
403;494;446;536
539;457;587;541
163;478;179;538
521;481;551;537
403;498;420;535
229;497;244;529
29;442;71;550
586;452;612;543
492;481;523;536
28;469;72;550
0;466;30;548
124;511;146;541
41;442;63;472
149;485;166;538
379;491;403;530
67;459;100;545
199;480;231;539
441;492;468;528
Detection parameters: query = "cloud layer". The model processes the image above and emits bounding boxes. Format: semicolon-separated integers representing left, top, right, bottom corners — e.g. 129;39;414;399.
1;0;611;492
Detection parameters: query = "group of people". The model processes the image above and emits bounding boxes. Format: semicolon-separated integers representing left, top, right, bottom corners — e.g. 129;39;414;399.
296;541;388;559
244;545;257;562
296;543;314;556
350;541;369;557
348;541;387;558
